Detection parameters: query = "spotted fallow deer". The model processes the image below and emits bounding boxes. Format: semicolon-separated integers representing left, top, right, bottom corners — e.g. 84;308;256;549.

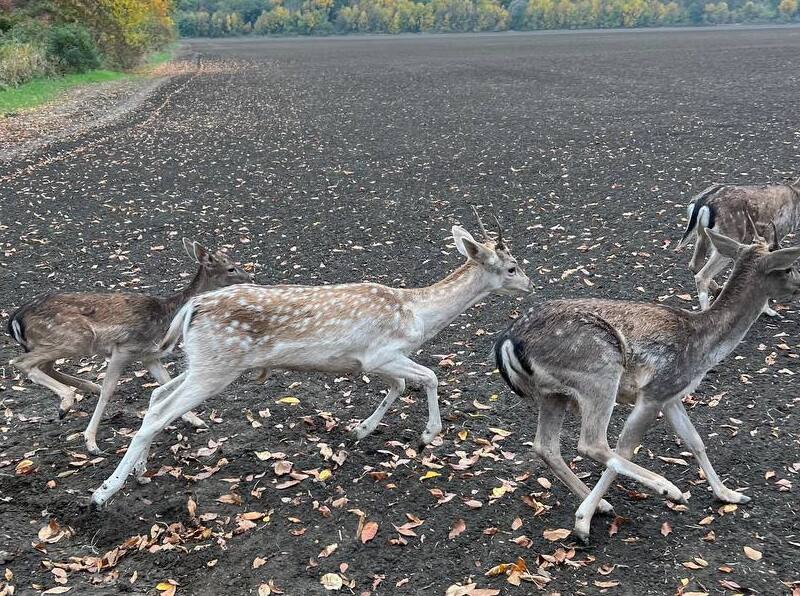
8;240;252;455
675;179;800;314
495;227;800;541
91;213;532;506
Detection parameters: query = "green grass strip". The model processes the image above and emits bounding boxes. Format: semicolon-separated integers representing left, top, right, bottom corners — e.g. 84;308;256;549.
0;69;130;113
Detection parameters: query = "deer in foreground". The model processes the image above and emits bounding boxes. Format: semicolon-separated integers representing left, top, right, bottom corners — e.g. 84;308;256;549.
8;240;251;455
675;179;800;314
495;226;800;541
91;213;532;506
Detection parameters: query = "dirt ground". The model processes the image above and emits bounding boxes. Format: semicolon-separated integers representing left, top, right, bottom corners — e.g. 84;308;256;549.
1;27;799;596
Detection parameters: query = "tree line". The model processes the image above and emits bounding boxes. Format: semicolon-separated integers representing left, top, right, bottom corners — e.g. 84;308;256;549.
176;0;798;36
0;1;174;89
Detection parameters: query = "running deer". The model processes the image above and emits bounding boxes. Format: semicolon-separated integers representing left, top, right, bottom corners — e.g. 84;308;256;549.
91;213;532;506
675;179;800;314
8;239;251;455
495;227;800;541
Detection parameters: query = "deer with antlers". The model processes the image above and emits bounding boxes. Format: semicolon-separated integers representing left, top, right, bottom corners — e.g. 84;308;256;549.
495;225;800;541
675;179;800;314
8;240;252;455
90;211;531;506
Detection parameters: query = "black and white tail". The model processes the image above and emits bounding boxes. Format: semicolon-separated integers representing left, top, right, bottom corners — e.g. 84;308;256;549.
675;184;722;251
7;294;51;352
493;334;532;397
158;300;196;356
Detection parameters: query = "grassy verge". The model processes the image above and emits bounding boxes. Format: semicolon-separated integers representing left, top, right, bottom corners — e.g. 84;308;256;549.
0;70;129;113
0;45;179;113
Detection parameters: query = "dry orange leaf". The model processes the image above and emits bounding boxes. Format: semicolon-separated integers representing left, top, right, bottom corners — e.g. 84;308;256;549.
449;518;466;539
361;521;379;543
743;546;762;561
543;528;571;541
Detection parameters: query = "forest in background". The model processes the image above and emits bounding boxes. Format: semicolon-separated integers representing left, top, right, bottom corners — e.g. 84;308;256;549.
176;0;799;36
0;1;174;88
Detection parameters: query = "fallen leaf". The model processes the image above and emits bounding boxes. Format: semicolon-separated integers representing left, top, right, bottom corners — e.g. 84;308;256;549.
276;397;300;406
543;528;571;542
449;519;466;539
361;521;378;543
318;543;338;558
660;521;672;537
743;546;762;561
320;573;343;591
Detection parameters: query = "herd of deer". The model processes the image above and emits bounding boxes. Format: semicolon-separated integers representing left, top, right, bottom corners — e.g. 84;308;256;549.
8;180;800;542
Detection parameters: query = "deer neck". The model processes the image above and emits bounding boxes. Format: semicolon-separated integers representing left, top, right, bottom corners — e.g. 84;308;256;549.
405;261;495;341
160;266;208;318
696;260;767;365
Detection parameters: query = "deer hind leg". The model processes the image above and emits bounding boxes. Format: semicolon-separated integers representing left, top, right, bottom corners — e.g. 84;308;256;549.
13;352;77;416
133;372;187;483
576;392;685;505
532;394;613;515
92;369;239;507
688;228;709;274
41;363;102;395
353;376;406;440
573;397;661;542
144;359;206;429
84;348;133;455
694;248;729;310
663;399;750;504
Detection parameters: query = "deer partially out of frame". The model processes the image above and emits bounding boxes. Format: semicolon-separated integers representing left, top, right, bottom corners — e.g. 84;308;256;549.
91;214;532;506
495;227;800;541
8;240;252;455
675;179;800;313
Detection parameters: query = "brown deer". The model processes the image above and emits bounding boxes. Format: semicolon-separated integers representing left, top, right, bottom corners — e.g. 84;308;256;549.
8;239;251;455
676;179;800;314
91;213;532;506
496;227;800;541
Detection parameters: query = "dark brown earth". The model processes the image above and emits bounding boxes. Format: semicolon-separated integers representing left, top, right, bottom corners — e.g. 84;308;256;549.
1;27;799;596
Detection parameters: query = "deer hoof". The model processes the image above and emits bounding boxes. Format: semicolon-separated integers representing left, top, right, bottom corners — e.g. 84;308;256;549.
352;424;371;441
573;523;591;545
597;499;615;516
717;489;750;504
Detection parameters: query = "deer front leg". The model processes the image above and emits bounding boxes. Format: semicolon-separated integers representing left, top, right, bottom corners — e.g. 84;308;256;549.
573;398;661;542
370;356;441;444
662;399;750;504
576;397;685;505
84;349;133;455
353;376;406;440
144;359;206;429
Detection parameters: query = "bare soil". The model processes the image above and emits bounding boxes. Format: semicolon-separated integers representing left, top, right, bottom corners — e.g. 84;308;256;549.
0;28;799;596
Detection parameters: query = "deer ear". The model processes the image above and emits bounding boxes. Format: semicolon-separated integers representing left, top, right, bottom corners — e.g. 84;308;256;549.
192;242;214;265
182;238;195;259
452;226;476;257
453;226;493;264
760;246;800;273
705;228;745;259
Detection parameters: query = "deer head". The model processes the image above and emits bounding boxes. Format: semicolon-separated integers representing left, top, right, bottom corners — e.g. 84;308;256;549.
182;238;252;291
451;208;532;295
705;227;800;303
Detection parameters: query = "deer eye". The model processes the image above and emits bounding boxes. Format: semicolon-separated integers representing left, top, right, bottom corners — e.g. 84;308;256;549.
507;267;516;274
228;267;236;273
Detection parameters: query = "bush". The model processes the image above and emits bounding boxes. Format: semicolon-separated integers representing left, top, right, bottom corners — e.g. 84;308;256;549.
0;41;50;88
46;23;100;73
